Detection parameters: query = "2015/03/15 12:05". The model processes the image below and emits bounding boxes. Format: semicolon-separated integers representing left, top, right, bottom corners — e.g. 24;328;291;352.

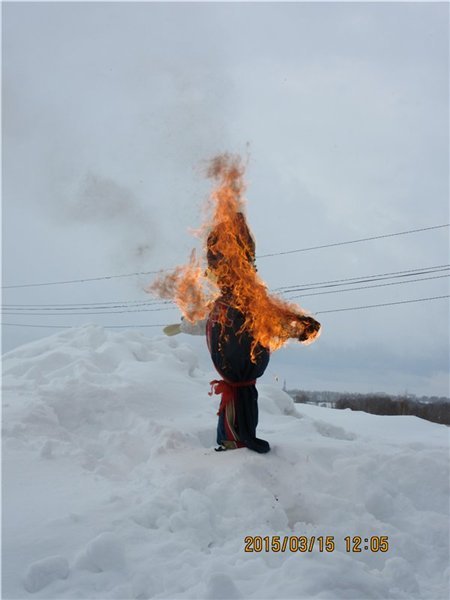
244;536;389;553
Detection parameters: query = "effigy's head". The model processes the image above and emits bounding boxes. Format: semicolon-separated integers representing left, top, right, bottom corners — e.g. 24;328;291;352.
206;212;256;273
206;211;256;295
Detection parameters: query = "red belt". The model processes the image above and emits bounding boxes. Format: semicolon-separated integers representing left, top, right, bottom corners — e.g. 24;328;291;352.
208;378;256;415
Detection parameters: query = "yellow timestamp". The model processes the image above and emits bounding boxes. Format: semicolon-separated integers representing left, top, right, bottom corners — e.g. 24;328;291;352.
244;535;389;553
344;536;389;552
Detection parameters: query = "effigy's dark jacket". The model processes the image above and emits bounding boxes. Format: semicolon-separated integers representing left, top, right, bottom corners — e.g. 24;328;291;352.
206;298;271;453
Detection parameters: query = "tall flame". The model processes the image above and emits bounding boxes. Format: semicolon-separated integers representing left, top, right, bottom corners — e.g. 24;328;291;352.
148;153;321;359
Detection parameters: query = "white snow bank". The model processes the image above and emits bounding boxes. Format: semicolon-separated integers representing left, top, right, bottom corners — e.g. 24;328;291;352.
74;532;126;573
3;325;449;599
23;556;69;593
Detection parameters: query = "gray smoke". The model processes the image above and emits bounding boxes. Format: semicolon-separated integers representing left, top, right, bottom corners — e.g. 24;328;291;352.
66;172;157;272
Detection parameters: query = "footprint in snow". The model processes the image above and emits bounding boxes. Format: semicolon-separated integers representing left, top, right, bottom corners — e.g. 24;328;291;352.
313;421;356;441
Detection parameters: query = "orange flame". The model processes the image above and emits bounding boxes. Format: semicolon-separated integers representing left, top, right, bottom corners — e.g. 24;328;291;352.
148;153;321;359
148;249;213;323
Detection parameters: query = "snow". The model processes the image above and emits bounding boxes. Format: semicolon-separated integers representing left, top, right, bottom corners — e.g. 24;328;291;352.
2;324;449;599
23;556;70;593
74;532;126;573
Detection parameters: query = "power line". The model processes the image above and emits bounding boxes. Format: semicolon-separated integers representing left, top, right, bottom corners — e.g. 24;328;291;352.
275;264;450;293
3;298;171;308
1;269;165;290
4;272;448;316
258;223;449;258
3;294;449;329
3;263;449;310
2;300;172;310
2;306;180;316
3;223;448;289
285;273;449;300
1;323;166;329
315;294;450;315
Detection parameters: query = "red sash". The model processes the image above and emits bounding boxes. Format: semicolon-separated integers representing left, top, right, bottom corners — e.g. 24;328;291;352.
208;378;256;415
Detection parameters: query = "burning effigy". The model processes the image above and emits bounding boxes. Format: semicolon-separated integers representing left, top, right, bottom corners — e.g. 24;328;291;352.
148;153;321;453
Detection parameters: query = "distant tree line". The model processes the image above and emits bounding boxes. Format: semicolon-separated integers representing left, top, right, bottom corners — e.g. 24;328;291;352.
289;390;450;426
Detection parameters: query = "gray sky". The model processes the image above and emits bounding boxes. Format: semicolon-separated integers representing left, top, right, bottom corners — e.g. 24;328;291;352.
2;1;449;397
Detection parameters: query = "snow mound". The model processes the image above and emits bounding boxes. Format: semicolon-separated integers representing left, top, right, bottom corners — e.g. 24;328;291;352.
205;573;244;599
74;532;126;573
23;556;69;593
3;325;449;599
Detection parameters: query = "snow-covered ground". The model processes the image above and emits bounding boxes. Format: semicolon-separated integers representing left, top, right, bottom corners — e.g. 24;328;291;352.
2;325;449;599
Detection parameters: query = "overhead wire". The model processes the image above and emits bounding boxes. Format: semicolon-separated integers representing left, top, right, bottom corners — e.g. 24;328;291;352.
274;264;450;293
285;273;449;300
1;323;166;329
2;300;171;310
3;271;448;316
1;269;164;290
3;294;449;328
1;298;171;307
3;264;449;310
315;294;450;315
257;223;449;258
2;223;448;328
2;223;448;289
1;306;179;316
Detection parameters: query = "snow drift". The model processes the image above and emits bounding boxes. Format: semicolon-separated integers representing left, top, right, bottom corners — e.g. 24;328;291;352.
2;325;449;599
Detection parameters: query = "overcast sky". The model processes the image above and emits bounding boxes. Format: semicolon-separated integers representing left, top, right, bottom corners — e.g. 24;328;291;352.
3;1;449;397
